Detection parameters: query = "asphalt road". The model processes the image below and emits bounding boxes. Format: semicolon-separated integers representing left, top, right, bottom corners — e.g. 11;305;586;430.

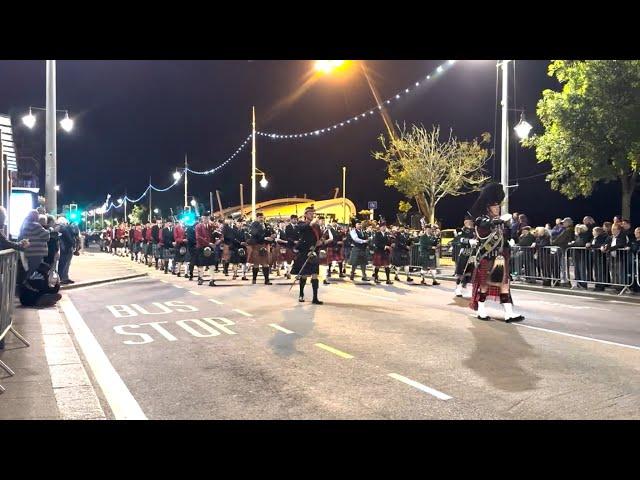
62;261;640;419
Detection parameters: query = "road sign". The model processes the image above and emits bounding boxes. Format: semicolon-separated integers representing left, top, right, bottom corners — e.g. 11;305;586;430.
368;201;377;210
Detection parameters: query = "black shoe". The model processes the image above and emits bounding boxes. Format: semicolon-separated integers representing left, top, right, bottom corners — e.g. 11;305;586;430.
505;315;525;323
374;278;381;284
477;315;490;321
312;298;323;305
339;274;346;278
197;278;203;285
349;275;355;281
264;281;272;285
386;280;393;285
189;275;193;281
420;279;427;285
177;273;181;277
242;276;248;281
209;280;216;286
432;280;440;286
323;279;330;285
299;296;305;302
406;277;413;282
394;276;401;281
252;279;257;284
66;279;75;284
362;277;371;282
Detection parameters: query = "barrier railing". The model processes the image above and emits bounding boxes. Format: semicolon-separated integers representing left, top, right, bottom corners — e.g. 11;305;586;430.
0;249;30;394
510;245;563;286
565;246;636;295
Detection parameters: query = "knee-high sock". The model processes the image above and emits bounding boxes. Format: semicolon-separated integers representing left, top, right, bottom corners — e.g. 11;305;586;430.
223;261;229;275
361;264;367;277
252;266;259;281
327;266;332;277
311;278;319;300
374;266;379;278
262;266;270;283
189;263;194;277
338;262;343;274
299;277;307;297
384;267;390;281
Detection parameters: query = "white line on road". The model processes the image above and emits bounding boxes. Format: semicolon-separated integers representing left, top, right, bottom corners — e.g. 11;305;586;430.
233;309;253;317
388;373;452;400
159;280;168;283
513;323;640;351
189;290;202;296
173;285;184;289
269;323;295;334
59;297;147;420
208;299;223;305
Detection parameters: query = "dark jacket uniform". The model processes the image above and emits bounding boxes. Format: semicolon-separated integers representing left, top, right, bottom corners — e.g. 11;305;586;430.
372;231;392;267
391;231;412;267
418;233;439;269
291;221;322;276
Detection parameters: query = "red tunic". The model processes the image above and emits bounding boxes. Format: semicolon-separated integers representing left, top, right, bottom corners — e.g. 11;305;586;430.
173;225;186;245
195;223;211;248
145;228;153;242
133;230;143;242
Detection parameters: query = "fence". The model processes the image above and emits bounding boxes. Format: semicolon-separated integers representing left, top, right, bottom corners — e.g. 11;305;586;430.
509;245;638;295
0;249;30;394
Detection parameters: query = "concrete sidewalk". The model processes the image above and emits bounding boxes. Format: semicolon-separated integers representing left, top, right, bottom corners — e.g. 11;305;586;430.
61;248;147;289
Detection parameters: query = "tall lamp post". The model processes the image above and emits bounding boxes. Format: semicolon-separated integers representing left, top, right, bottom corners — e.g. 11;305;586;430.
251;106;256;219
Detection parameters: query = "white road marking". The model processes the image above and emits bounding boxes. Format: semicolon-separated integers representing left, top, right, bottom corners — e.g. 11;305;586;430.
233;309;253;317
208;298;223;305
388;373;452;400
269;323;294;334
189;290;202;296
159;280;168;283
173;284;184;289
513;323;640;351
59;297;147;420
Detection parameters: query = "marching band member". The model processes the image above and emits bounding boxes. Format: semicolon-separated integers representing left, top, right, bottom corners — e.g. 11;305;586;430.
391;225;413;282
453;217;477;297
418;224;440;286
468;182;524;322
247;212;274;285
291;205;325;304
372;221;393;284
172;219;188;276
325;218;345;284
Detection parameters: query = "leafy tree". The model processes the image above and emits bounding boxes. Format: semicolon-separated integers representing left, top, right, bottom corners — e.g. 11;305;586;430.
374;124;491;224
128;204;146;225
524;60;640;220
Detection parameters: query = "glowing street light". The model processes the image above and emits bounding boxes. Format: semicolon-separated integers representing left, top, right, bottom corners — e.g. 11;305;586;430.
259;174;268;189
153;208;159;214
314;60;347;74
117;198;123;204
22;108;36;129
59;112;74;132
514;112;533;140
190;199;197;207
54;185;60;191
173;171;181;181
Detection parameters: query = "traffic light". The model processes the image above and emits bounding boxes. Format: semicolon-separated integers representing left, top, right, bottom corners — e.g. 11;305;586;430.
180;206;196;226
67;203;82;224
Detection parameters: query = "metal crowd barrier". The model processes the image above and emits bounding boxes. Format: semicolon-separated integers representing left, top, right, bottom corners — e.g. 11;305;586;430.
565;246;636;295
510;245;563;286
0;249;31;394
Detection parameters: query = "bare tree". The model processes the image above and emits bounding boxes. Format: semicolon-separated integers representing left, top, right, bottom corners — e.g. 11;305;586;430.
374;124;492;223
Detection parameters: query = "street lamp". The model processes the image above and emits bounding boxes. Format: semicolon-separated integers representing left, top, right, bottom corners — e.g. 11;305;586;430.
154;208;159;214
173;171;181;181
190;199;196;207
60;112;74;132
514;112;533;140
21;106;75;132
22;108;36;129
54;185;60;191
259;172;268;189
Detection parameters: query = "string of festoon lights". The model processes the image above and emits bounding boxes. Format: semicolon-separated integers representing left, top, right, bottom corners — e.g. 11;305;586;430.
95;134;252;211
94;61;458;212
256;60;457;139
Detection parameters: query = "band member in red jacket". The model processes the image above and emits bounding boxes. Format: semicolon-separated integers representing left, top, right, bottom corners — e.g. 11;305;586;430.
172;220;188;277
195;215;216;286
144;222;154;266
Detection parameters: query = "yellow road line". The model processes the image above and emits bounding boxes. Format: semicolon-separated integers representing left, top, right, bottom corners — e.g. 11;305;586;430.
314;343;354;359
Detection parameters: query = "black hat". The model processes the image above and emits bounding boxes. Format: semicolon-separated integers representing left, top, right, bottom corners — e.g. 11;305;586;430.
304;205;315;213
471;182;504;217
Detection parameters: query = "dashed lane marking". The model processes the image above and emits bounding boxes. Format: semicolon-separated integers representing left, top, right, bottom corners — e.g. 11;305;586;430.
387;373;452;400
233;309;253;317
173;284;184;289
513;323;640;351
269;323;295;334
59;297;147;420
189;290;202;296
314;343;354;359
208;299;223;305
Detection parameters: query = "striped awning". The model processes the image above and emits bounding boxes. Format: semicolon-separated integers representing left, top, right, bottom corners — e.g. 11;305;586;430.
0;114;17;172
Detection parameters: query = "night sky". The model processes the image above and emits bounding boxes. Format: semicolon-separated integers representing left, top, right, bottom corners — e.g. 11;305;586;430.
1;60;636;226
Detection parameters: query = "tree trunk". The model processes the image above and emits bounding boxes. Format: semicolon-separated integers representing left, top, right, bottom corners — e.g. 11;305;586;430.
620;175;635;222
414;193;430;221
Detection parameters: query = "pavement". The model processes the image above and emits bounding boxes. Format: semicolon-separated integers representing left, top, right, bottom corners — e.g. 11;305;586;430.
2;250;639;419
59;248;147;289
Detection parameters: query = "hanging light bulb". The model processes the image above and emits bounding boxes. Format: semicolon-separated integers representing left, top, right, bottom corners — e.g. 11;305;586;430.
514;112;533;139
60;112;74;132
22;108;36;129
173;171;181;181
259;175;268;188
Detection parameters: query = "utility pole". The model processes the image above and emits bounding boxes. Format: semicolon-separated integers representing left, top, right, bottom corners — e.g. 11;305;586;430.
240;183;244;217
500;60;511;213
45;60;57;214
148;176;152;222
209;191;214;215
184;153;188;208
251;106;256;220
342;166;346;224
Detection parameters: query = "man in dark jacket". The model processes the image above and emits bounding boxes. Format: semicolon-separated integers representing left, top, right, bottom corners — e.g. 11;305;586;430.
58;218;76;284
552;217;575;285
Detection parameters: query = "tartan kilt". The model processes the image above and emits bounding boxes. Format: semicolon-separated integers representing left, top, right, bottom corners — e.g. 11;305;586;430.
470;254;512;311
158;246;174;260
151;243;160;258
132;241;142;254
247;244;271;266
276;246;295;263
390;247;410;267
349;247;368;266
113;238;124;248
372;250;391;267
327;246;344;263
194;247;215;266
419;249;437;269
174;244;190;262
291;252;320;276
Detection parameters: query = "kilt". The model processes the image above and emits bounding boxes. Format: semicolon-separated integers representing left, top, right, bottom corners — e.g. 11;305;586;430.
418;249;437;269
326;246;344;263
391;247;410;267
194;246;216;266
349;247;368;266
277;246;295;263
158;246;174;260
113;238;124;249
291;251;320;276
132;241;142;254
152;243;160;258
454;252;473;277
221;244;232;262
372;250;391;267
247;244;271;266
469;254;512;311
174;244;190;263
